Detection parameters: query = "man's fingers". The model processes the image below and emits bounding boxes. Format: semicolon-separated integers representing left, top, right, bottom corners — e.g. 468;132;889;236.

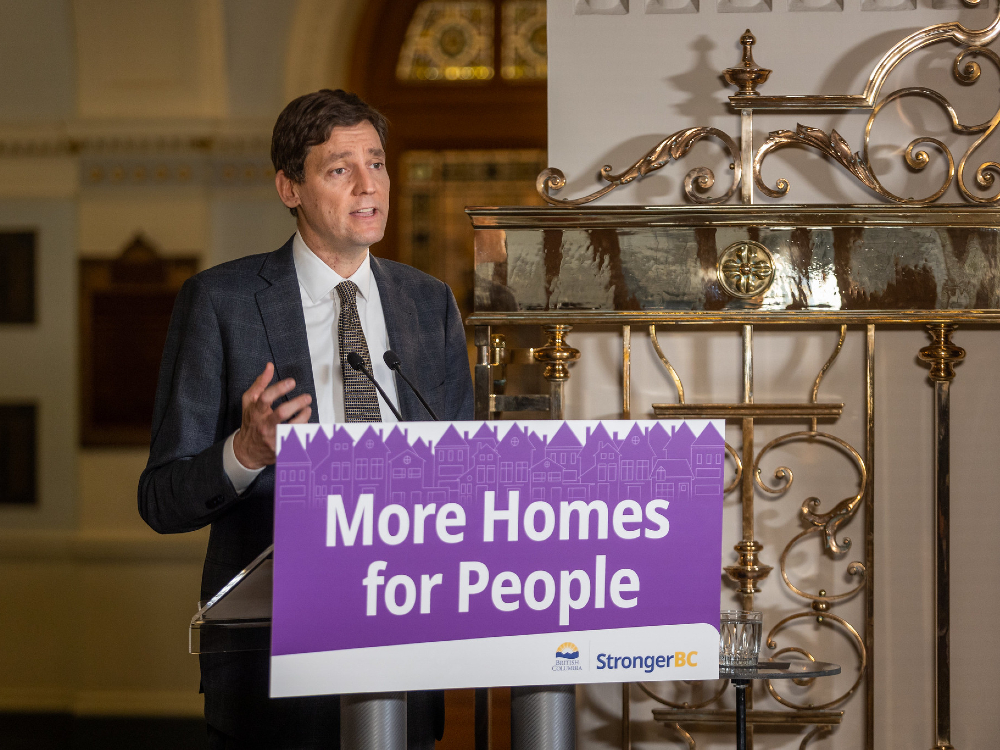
251;363;275;395
243;363;275;405
273;393;312;423
259;377;297;407
288;406;312;425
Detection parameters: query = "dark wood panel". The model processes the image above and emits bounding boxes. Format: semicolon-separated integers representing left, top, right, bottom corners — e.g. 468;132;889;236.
0;403;36;505
0;231;36;324
88;291;180;434
79;235;197;446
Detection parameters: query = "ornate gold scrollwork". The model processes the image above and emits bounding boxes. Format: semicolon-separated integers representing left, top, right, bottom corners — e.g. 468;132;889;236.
717;241;776;299
649;325;685;404
764;612;867;711
906;49;1000;204
749;8;1000;204
723;441;743;495
536;127;741;206
755;430;867;556
753;124;889;200
661;722;697;750
779;527;867;604
636;679;729;711
811;326;846;431
798;724;834;750
745;423;868;721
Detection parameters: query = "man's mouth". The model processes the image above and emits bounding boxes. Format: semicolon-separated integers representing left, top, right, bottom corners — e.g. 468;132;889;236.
352;208;377;217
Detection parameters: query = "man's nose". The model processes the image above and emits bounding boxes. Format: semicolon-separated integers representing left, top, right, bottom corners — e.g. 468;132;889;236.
354;168;377;194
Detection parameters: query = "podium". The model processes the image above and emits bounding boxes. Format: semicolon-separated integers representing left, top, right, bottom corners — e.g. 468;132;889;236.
189;546;410;749
190;545;273;656
189;545;576;750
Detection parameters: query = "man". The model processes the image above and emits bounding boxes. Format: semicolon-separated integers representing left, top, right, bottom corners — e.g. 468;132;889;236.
139;89;473;749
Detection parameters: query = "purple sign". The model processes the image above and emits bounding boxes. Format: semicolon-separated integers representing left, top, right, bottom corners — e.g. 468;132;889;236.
271;420;724;696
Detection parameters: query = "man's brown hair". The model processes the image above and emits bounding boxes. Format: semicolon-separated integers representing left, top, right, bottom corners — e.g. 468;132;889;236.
271;89;388;216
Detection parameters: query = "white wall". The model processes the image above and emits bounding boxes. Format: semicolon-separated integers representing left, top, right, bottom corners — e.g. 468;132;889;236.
548;1;1000;748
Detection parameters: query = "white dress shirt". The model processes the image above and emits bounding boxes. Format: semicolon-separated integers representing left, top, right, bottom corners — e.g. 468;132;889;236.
223;232;400;492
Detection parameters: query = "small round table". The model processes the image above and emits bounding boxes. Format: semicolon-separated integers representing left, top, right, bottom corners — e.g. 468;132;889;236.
719;660;841;750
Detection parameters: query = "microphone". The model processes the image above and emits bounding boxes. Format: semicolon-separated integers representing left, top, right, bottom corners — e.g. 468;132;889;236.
345;351;403;421
383;349;440;421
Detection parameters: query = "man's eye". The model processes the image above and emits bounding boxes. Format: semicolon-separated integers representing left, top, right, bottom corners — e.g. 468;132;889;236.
372;162;384;170
332;168;346;175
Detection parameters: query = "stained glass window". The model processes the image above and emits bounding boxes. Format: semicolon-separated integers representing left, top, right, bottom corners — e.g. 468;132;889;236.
396;1;495;81
501;0;546;80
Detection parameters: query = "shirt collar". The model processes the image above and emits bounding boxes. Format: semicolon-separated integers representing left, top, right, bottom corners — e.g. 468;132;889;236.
291;231;372;304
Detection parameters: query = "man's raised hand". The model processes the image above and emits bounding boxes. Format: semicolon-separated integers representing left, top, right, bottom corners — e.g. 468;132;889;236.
233;363;312;469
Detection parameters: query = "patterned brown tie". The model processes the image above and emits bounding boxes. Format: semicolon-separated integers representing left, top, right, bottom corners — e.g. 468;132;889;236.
336;280;381;423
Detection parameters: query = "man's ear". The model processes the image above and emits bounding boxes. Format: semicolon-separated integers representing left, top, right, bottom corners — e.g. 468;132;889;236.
275;170;301;210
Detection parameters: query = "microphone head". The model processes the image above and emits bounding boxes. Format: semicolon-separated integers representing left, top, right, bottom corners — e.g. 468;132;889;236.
383;350;402;370
346;352;366;372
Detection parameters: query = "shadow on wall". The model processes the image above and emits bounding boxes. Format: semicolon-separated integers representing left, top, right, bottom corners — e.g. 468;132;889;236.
670;35;727;124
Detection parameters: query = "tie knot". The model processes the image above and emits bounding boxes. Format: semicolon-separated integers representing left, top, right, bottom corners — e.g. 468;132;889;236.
336;280;360;306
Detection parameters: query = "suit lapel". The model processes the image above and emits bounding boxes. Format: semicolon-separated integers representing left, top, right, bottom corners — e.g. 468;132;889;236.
371;256;421;421
256;238;319;423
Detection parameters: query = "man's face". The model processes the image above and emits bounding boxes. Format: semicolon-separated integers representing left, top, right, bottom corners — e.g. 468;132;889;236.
280;121;389;256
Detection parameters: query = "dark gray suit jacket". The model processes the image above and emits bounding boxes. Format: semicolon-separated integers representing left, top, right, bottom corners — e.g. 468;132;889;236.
138;237;473;736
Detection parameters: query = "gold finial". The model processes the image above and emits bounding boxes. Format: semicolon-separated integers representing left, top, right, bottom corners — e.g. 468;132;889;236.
724;28;771;96
490;333;507;366
723;539;773;595
918;324;965;382
533;325;580;382
740;30;756;64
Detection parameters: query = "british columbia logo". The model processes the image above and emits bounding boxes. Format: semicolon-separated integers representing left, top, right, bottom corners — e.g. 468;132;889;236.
553;642;583;672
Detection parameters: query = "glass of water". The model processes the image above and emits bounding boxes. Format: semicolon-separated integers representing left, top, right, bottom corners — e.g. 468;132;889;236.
719;610;763;667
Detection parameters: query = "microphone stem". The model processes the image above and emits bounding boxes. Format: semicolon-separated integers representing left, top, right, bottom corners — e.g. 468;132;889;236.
394;368;440;421
359;368;403;421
